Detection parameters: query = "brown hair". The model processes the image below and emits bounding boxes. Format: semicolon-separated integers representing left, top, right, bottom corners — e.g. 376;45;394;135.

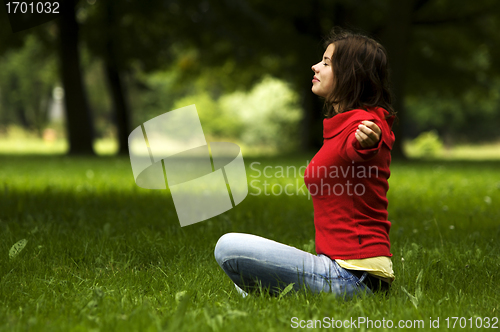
322;27;395;118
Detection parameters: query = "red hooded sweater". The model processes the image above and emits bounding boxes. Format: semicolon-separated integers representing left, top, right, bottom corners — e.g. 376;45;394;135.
304;107;395;260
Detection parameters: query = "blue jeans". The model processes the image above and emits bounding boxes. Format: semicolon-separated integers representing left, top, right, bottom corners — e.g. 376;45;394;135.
214;233;372;298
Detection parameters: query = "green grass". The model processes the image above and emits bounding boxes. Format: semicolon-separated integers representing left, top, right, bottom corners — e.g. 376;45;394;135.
405;140;500;160
2;132;500;159
0;137;119;156
0;154;499;331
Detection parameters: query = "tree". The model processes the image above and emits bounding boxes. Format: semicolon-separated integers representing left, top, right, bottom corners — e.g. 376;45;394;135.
0;35;57;135
0;1;95;154
378;0;417;159
173;0;500;157
81;0;189;155
3;0;500;157
57;0;95;155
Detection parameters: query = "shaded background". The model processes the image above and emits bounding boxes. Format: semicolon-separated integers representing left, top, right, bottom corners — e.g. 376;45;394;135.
1;0;500;159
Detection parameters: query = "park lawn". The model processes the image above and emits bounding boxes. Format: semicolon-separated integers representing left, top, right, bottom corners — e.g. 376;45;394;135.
0;154;499;331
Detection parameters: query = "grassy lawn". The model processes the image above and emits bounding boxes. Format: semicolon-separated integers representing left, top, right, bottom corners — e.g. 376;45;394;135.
1;134;500;160
0;154;499;331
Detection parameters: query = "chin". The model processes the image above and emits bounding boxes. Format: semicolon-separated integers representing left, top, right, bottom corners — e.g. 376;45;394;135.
311;90;323;98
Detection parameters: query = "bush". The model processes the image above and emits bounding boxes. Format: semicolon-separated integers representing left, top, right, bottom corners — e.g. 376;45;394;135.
408;130;444;158
219;76;302;150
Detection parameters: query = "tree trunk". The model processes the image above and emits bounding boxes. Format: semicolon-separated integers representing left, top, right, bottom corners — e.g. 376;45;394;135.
298;0;356;152
103;2;131;156
16;106;30;129
378;0;416;160
104;62;131;155
293;0;324;152
57;0;95;155
300;83;323;152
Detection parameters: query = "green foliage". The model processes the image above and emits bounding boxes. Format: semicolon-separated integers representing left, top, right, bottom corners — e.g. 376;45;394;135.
173;92;242;140
131;68;188;127
401;269;424;309
219;76;302;150
408;131;444;158
278;283;295;300
0;34;57;134
406;78;500;142
8;238;28;259
2;0;500;152
135;74;302;150
82;56;113;139
0;156;499;331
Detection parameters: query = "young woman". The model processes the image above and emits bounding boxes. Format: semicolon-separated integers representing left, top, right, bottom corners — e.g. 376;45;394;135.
214;28;396;298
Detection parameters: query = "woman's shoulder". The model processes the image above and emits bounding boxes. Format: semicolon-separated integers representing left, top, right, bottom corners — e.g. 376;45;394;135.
351;107;389;119
323;109;373;138
336;108;380;124
323;107;393;139
346;107;393;129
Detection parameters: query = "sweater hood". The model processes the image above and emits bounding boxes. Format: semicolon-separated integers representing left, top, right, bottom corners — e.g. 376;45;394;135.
323;107;395;149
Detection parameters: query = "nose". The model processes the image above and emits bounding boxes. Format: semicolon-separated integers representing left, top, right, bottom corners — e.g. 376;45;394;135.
311;63;319;73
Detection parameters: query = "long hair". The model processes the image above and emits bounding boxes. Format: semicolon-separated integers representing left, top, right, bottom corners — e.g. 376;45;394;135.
323;27;396;118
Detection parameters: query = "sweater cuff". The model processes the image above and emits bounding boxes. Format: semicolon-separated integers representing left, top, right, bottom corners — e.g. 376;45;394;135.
347;135;382;161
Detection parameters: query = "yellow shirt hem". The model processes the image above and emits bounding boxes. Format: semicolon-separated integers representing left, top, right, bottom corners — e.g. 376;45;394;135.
336;256;395;283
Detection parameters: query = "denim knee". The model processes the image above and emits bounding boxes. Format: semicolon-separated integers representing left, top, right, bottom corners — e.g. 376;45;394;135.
214;233;238;266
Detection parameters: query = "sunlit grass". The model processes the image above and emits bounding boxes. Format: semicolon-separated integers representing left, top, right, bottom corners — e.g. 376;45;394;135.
440;142;500;160
2;135;500;160
404;140;500;160
0;155;499;331
405;141;500;160
0;137;118;155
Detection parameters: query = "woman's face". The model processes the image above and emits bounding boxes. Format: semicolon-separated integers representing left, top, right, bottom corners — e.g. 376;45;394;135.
311;43;335;98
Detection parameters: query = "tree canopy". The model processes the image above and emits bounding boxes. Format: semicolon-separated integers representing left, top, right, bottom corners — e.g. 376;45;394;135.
1;0;500;156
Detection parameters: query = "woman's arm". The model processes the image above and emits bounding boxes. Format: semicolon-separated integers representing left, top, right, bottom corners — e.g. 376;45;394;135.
343;119;383;162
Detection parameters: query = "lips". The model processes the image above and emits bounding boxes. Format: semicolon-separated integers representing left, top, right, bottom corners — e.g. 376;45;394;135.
312;76;320;82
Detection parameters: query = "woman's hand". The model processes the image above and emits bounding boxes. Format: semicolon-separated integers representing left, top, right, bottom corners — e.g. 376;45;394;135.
355;121;381;149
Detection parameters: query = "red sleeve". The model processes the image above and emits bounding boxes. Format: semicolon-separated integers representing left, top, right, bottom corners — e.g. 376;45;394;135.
343;120;383;162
